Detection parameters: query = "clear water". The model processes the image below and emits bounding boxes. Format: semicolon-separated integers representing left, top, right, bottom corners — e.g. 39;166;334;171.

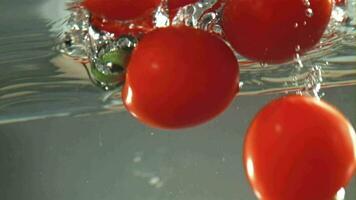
0;0;355;124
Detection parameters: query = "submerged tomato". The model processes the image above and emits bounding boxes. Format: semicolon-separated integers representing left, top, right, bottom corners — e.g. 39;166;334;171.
82;0;161;20
222;0;332;63
122;26;239;129
244;95;356;200
335;0;347;6
83;0;201;21
169;0;199;9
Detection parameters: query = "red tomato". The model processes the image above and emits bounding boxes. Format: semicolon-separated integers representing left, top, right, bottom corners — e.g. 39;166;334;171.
169;0;199;9
244;95;356;200
83;0;201;21
222;0;333;63
82;0;161;20
122;26;239;129
335;0;347;6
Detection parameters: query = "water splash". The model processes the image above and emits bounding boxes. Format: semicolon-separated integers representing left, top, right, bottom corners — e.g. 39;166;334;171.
0;0;355;125
300;65;323;99
58;0;222;90
47;0;356;114
153;2;170;28
172;0;218;28
334;187;346;200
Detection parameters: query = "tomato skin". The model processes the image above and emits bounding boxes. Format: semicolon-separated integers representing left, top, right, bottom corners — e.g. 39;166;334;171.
82;0;161;20
169;0;199;9
83;0;200;21
85;0;223;36
244;95;356;200
122;26;239;129
222;0;333;63
335;0;347;6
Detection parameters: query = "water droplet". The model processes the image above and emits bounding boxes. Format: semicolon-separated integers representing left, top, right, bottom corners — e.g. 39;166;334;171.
306;8;314;17
149;177;160;185
334;187;345;200
133;156;142;163
296;90;303;95
212;24;223;35
303;21;307;26
294;22;299;28
295;53;304;68
259;62;268;68
133;153;143;163
295;45;301;52
302;65;323;99
148;176;164;188
303;0;311;7
239;81;244;88
116;36;138;49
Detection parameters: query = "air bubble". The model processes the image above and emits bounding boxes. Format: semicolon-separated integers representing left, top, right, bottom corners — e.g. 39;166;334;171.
295;45;301;52
239;81;244;88
133;156;142;163
302;65;323;99
259;62;268;68
149;177;160;185
295;53;304;68
303;0;311;7
149;176;164;188
306;8;314;17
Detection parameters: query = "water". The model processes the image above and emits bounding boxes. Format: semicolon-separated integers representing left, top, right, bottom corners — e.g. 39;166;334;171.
1;1;355;199
0;0;355;125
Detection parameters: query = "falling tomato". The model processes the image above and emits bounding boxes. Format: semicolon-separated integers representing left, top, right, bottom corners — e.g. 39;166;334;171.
222;0;333;63
244;95;356;200
122;26;239;129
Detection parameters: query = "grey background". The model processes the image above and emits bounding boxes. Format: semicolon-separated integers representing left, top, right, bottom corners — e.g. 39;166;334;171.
0;87;355;200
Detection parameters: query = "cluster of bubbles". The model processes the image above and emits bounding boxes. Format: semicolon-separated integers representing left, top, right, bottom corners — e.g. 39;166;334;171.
289;0;354;99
